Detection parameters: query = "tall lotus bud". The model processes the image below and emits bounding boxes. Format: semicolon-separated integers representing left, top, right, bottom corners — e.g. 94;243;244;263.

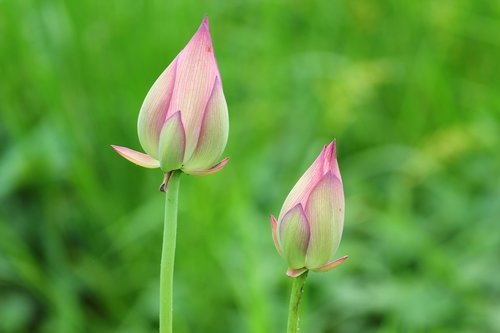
270;141;348;277
112;17;229;179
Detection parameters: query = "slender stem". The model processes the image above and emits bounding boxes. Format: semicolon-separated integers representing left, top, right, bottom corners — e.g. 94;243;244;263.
159;171;181;333
287;270;309;333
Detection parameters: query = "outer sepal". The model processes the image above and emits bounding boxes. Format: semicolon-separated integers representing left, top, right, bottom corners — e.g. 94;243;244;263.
111;145;160;168
287;267;308;278
312;255;348;273
184;157;229;176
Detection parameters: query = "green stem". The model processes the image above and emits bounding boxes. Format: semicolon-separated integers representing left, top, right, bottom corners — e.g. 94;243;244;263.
159;171;181;333
287;270;309;333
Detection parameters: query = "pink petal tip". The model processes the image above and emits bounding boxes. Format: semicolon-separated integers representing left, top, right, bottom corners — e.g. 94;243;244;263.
198;16;210;32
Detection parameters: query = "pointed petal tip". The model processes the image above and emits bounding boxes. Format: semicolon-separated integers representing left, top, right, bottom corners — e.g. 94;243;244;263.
280;203;308;230
325;140;337;158
323;169;343;183
167;110;182;120
294;203;307;216
166;110;186;133
198;16;210;32
328;139;337;151
321;139;340;179
214;75;222;86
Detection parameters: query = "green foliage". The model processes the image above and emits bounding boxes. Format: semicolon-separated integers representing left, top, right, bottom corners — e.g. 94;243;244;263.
1;0;499;332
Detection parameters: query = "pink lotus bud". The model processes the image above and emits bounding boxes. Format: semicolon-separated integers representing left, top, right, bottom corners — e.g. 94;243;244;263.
270;141;348;277
112;16;229;176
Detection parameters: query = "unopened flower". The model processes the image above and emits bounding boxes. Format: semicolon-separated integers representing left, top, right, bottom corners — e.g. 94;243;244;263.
271;141;347;277
112;17;229;179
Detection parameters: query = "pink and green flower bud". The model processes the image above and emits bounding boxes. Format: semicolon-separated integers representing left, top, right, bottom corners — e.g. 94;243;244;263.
270;141;348;277
112;16;229;177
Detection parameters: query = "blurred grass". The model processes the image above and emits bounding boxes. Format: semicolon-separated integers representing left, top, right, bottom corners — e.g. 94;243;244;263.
1;0;500;332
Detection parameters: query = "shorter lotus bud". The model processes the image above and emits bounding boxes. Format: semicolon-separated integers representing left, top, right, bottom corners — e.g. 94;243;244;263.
270;141;348;277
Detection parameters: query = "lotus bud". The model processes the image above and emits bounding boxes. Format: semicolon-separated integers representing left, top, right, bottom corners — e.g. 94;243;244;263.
112;16;229;180
270;141;348;277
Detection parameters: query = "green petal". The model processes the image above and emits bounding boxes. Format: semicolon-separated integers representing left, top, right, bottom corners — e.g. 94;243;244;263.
278;204;310;270
158;111;186;172
304;173;344;269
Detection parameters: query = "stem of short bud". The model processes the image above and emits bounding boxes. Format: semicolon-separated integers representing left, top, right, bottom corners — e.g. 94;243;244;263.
159;171;181;333
287;270;309;333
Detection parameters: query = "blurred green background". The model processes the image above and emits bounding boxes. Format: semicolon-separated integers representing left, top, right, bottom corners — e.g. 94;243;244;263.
1;0;499;332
